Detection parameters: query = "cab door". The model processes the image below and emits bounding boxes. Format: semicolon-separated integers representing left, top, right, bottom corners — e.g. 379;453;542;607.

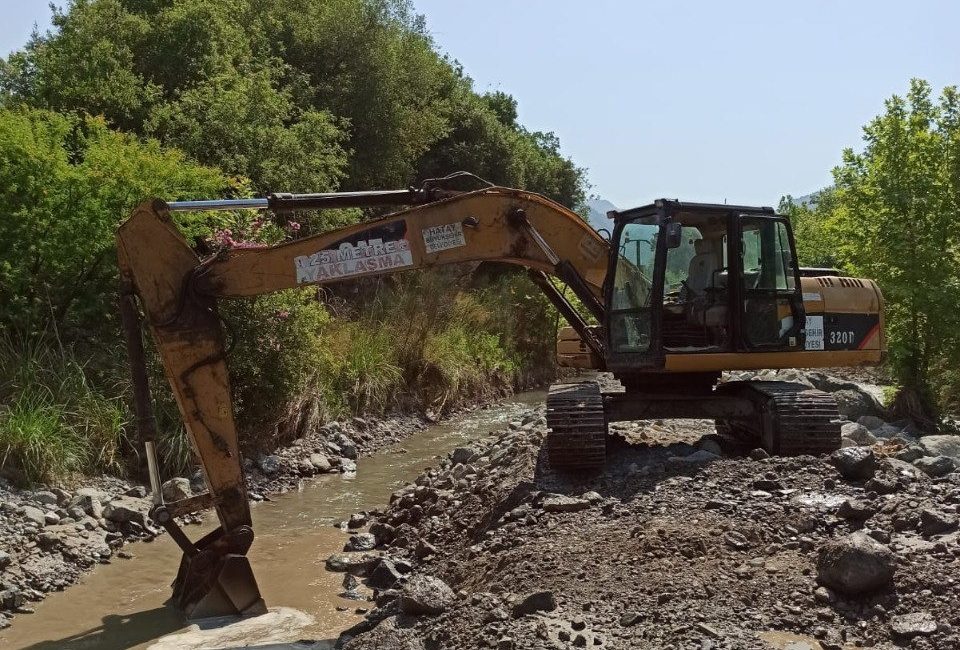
736;216;805;350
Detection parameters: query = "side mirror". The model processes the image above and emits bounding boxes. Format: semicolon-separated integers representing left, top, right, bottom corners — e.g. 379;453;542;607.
665;222;682;249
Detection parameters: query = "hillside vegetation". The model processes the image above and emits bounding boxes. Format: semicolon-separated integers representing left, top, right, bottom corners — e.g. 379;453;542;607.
0;3;955;485
0;0;584;482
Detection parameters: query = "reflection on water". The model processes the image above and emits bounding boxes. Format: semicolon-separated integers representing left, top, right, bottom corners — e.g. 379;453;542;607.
0;392;545;650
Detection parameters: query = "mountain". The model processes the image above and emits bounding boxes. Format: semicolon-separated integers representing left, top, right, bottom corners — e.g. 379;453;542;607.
586;197;618;232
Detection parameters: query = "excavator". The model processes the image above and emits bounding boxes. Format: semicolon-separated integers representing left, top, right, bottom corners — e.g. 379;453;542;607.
117;174;884;620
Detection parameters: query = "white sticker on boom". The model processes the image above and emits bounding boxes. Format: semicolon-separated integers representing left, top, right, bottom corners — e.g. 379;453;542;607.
805;315;824;350
295;238;412;283
802;292;823;302
422;222;466;254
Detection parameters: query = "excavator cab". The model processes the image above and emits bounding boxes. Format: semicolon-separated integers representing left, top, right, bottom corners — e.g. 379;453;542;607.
604;199;805;378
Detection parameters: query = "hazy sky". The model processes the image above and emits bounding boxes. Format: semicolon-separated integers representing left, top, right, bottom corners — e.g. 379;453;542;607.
4;1;960;208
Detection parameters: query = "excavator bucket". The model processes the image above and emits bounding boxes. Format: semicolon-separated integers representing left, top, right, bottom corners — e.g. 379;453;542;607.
170;526;266;619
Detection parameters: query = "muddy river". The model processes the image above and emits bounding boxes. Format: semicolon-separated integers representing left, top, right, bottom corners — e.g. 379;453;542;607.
0;391;546;650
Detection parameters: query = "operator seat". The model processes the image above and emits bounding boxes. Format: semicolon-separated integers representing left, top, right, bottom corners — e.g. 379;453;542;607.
686;238;720;295
685;238;728;341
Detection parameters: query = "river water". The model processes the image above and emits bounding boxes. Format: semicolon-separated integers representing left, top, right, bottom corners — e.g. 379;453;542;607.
0;390;546;650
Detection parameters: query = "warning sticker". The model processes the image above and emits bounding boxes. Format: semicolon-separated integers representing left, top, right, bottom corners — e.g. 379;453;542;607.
422;222;466;254
802;292;823;302
295;237;412;283
804;315;824;350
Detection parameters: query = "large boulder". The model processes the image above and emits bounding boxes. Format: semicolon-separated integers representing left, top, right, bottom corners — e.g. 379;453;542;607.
840;423;877;446
102;497;148;527
833;389;883;421
20;505;47;527
919;435;960;460
817;532;896;596
161;477;191;502
830;447;877;481
367;558;404;590
399;575;454;616
913;455;956;477
309;453;332;472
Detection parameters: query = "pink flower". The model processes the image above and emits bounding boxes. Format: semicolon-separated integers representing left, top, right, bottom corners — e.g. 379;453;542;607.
287;221;301;232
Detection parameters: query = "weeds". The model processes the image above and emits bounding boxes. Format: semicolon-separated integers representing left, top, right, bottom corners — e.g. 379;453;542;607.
0;334;128;484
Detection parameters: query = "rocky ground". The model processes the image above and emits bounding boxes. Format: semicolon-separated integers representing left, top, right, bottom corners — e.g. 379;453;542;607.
330;372;960;650
0;410;436;629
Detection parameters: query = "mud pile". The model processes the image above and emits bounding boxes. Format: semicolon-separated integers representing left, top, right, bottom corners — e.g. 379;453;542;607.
335;379;960;649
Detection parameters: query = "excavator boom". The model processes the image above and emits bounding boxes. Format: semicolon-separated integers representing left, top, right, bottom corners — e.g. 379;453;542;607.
116;183;609;618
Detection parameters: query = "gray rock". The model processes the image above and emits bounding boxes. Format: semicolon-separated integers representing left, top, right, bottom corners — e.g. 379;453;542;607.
367;558;403;590
337;436;358;460
913;455;955;477
512;590;557;617
841;423;877;446
890;612;938;638
857;415;888;430
340;458;357;473
542;495;591;513
345;533;376;552
894;445;925;463
34;490;59;505
69;494;103;519
816;532;896;596
102;497;148;527
21;505;46;527
918;509;958;536
309;453;331;472
325;552;379;576
348;513;368;529
258;455;281;475
833;390;882;421
840;437;857;448
43;511;60;525
837;499;876;521
161;477;191;502
341;615;425;650
399;575;454;616
0;551;11;569
830;447;877;481
451;447;478;465
124;485;147;498
919;435;960;459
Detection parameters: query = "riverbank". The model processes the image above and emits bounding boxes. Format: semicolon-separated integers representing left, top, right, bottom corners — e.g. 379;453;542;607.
0;396;507;631
333;371;960;650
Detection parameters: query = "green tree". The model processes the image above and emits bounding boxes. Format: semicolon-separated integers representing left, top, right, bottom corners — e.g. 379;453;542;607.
829;79;960;416
0;107;236;339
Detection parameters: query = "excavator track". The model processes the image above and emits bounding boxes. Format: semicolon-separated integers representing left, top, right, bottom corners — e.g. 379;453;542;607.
545;381;607;470
716;381;841;456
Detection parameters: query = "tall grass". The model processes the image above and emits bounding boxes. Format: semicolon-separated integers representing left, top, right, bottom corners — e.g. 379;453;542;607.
0;334;128;484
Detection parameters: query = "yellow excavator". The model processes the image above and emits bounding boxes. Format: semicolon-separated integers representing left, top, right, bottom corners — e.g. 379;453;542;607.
116;174;884;619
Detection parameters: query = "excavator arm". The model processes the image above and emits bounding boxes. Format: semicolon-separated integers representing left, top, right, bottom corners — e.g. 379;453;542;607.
116;183;608;618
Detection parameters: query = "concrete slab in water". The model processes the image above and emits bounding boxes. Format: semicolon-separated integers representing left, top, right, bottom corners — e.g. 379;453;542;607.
147;607;324;650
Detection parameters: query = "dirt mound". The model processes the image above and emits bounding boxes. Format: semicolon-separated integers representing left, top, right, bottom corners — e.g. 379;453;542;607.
339;404;960;649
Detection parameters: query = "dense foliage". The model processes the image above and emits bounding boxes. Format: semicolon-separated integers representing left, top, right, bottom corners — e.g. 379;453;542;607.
781;80;960;418
0;0;588;482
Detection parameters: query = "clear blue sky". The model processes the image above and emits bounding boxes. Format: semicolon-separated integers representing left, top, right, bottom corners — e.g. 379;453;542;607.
4;1;960;208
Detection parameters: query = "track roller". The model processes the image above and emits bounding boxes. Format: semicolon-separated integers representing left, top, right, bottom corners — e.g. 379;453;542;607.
545;381;608;470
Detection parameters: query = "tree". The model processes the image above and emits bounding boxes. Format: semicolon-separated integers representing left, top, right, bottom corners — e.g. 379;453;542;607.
829;79;960;417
